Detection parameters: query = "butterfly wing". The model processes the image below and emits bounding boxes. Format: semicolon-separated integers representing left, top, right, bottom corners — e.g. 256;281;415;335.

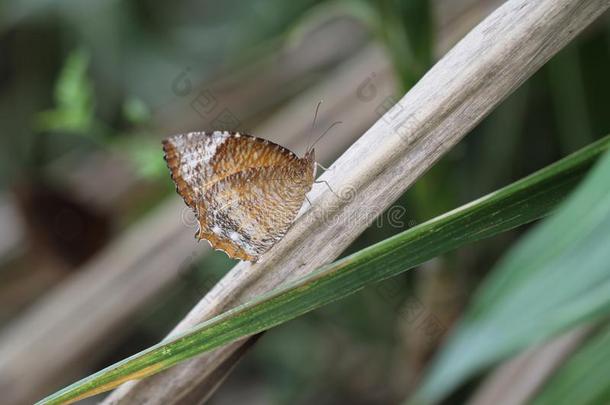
196;163;314;261
163;131;299;209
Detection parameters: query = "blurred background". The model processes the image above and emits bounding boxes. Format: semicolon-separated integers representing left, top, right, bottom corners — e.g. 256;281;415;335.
0;0;609;404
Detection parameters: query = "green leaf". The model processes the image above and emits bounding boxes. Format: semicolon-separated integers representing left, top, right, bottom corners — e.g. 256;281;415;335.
532;323;610;405
319;0;433;91
412;143;610;404
122;97;151;125
117;135;169;179
369;0;433;90
37;136;610;405
36;48;95;134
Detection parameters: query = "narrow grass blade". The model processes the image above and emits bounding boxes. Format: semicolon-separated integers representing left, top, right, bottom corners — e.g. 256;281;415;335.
532;323;610;405
38;136;610;405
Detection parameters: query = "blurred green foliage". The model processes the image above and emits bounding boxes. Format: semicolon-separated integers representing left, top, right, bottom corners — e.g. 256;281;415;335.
122;97;151;126
415;145;610;404
36;48;94;135
533;324;610;405
2;1;610;404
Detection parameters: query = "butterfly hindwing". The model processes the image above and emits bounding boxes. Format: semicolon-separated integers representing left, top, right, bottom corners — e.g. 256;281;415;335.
196;162;314;261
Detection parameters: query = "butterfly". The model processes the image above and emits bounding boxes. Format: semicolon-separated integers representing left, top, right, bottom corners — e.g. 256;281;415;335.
163;131;316;262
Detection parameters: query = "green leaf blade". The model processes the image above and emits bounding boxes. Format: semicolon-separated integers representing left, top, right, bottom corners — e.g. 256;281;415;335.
533;325;610;405
38;136;610;405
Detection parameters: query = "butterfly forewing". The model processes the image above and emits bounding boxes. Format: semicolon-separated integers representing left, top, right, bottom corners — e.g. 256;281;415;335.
163;131;299;209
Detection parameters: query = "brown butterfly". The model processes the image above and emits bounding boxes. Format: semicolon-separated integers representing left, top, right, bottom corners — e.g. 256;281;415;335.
163;131;316;262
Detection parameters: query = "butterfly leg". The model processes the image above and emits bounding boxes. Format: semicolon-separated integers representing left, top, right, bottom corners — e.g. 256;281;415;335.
304;195;312;206
314;179;339;198
316;162;331;172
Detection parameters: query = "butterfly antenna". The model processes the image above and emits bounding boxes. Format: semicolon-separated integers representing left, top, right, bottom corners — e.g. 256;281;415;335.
306;100;324;152
307;120;343;153
312;100;323;131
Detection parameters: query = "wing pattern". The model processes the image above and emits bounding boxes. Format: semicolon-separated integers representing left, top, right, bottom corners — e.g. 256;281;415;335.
163;131;315;261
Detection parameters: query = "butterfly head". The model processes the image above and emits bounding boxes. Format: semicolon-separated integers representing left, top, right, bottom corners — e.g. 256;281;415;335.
307;101;342;160
304;147;315;162
302;148;315;179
